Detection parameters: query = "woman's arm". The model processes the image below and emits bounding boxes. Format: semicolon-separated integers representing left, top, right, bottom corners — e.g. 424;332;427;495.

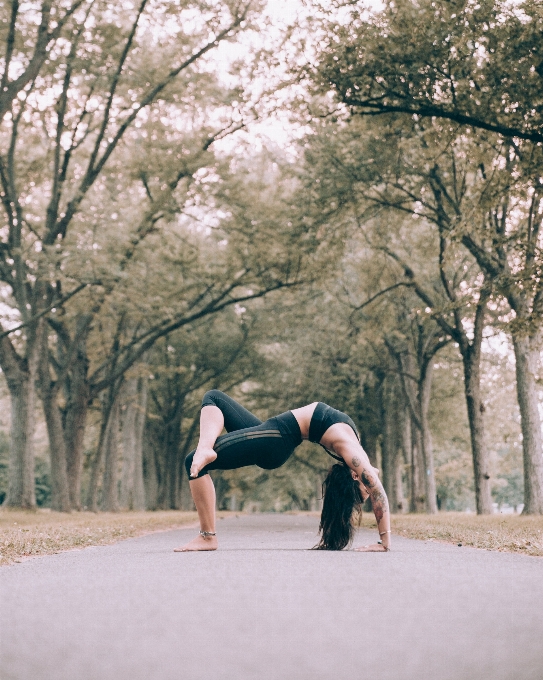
331;433;392;551
357;465;391;551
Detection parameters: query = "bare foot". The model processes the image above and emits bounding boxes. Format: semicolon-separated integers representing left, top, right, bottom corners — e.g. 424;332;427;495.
174;533;218;552
189;446;217;478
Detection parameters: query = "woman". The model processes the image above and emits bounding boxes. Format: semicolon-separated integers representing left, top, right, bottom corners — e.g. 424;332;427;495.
174;390;391;552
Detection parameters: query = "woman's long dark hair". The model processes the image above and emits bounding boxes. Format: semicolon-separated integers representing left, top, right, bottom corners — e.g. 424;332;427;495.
314;463;363;550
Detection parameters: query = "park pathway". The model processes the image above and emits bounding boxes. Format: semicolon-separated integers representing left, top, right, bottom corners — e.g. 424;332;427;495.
1;514;542;680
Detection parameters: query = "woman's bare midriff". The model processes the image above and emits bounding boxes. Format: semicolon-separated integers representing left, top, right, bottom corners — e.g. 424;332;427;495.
290;402;318;440
289;404;359;455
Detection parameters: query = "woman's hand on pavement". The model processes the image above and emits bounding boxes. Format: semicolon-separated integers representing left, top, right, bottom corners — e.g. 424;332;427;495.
354;543;389;552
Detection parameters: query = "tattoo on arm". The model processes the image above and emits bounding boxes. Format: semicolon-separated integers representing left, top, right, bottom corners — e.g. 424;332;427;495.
352;456;361;467
358;466;389;523
361;471;374;487
371;489;387;522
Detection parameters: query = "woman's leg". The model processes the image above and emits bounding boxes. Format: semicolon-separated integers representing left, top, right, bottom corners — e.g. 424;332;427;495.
175;391;262;552
189;403;225;478
174;405;222;552
174;475;218;551
201;389;262;432
189;390;263;478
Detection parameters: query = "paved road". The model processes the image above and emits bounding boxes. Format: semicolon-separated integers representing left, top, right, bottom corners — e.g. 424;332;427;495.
1;514;542;680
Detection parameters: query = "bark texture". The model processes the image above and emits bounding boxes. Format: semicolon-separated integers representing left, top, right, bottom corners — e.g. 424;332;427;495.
87;388;121;512
120;376;148;511
419;362;437;514
5;374;37;508
462;347;493;514
410;424;427;513
0;331;41;509
63;338;90;510
512;335;543;514
143;427;159;510
40;389;71;512
101;397;121;512
381;377;406;513
38;330;71;512
392;348;438;514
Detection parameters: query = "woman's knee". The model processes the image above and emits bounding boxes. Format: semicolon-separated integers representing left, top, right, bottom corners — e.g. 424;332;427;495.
201;389;226;409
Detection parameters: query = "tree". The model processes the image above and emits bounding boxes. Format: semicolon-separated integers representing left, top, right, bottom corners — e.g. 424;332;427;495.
297;116;497;512
384;311;450;514
119;372;148;511
143;312;264;510
0;0;262;509
0;1;88;122
309;0;543;513
313;0;543;143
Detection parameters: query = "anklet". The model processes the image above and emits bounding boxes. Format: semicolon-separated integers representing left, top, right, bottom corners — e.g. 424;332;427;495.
199;530;216;539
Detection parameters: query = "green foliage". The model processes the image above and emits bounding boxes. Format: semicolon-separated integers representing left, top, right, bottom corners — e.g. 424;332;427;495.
313;0;543;143
0;0;538;515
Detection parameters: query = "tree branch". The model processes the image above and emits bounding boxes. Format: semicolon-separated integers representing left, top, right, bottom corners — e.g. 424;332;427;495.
0;283;88;341
49;3;251;245
346;99;543;144
0;0;88;120
90;277;301;394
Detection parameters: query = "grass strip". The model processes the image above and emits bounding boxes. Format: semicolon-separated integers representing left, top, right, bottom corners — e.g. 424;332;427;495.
0;509;202;566
357;512;543;556
2;510;543;564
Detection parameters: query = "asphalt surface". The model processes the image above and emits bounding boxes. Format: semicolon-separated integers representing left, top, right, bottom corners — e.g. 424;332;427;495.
1;513;542;680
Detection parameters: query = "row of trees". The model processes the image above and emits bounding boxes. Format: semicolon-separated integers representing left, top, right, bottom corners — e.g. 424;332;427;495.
0;0;540;514
294;0;543;514
0;0;322;511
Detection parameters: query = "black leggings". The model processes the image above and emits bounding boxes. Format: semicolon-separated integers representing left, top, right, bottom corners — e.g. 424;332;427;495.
184;390;302;479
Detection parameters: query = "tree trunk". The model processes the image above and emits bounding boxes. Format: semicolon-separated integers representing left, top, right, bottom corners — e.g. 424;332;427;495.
4;374;37;509
87;388;120;512
38;329;71;512
419;362;437;514
420;411;437;513
101;397;121;512
164;413;182;509
381;376;406;513
87;413;107;513
120;376;147;510
396;350;435;513
410;424;426;513
120;379;137;510
152;391;185;510
177;411;200;510
395;401;409;513
143;426;159;510
63;339;90;510
512;335;543;514
462;347;493;514
132;378;148;511
41;390;71;512
0;332;41;509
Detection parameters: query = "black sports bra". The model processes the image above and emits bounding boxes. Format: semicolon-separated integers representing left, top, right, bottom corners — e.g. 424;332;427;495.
308;402;360;462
